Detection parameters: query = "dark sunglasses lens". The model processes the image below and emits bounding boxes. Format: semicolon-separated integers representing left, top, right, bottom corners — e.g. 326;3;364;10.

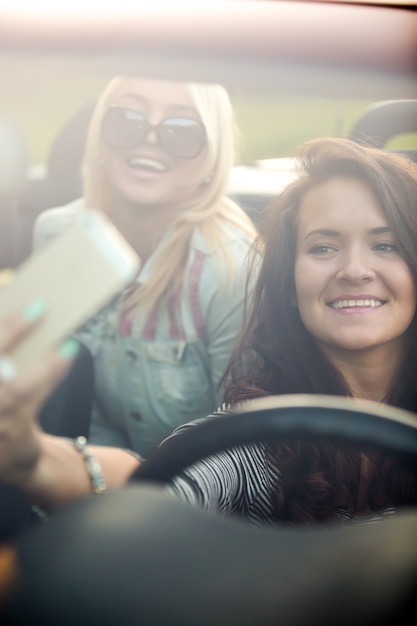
159;118;206;158
102;108;147;149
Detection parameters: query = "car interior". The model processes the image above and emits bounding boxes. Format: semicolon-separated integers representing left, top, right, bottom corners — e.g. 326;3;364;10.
0;0;416;624
4;395;417;626
2;96;417;271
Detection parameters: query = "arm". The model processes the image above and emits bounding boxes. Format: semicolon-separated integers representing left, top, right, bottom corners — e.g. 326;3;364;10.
0;304;140;513
26;435;140;511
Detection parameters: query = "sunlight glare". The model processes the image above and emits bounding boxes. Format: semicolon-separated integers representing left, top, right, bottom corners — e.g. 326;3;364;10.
1;0;209;16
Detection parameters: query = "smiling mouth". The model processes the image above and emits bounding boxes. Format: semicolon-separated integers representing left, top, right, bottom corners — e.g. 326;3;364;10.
328;298;385;309
128;157;167;172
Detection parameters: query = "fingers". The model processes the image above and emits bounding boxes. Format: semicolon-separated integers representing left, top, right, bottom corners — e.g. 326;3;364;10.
0;298;47;387
0;339;80;418
0;299;46;356
0;356;17;383
0;297;80;421
0;295;81;486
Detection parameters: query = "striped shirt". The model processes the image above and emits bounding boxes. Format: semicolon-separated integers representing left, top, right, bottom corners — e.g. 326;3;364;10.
166;410;397;527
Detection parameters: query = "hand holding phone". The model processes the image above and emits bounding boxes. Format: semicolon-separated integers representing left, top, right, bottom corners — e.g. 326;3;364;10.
0;210;141;371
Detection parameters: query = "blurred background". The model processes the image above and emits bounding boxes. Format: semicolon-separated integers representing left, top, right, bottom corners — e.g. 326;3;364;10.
3;60;416;170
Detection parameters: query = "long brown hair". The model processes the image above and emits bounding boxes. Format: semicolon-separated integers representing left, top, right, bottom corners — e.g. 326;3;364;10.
223;137;417;523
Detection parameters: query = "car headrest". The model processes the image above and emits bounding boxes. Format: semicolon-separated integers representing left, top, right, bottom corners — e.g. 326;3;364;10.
349;99;417;162
47;100;96;180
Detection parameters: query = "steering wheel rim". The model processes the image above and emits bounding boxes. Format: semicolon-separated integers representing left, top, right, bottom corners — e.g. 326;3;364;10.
132;394;417;484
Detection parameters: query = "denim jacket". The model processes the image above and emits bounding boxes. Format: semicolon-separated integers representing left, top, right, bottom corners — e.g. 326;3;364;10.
34;199;254;457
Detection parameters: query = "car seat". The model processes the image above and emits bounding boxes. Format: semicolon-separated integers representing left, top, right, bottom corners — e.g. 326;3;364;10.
14;100;96;266
0;115;29;270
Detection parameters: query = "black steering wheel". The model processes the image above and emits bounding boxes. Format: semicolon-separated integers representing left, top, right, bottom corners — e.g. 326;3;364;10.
132;394;417;484
4;394;417;626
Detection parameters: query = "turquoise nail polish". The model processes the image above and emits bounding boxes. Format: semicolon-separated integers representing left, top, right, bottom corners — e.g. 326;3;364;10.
58;338;80;360
23;299;47;322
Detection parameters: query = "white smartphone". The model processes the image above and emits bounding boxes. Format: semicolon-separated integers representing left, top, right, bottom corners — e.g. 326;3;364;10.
0;209;141;371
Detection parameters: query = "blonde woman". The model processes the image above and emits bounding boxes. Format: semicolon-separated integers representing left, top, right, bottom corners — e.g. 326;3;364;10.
33;76;257;457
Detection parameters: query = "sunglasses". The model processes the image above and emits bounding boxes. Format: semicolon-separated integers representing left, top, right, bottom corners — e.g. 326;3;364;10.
101;106;207;159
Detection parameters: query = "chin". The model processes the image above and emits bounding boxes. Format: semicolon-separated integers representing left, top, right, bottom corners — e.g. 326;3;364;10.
323;333;383;353
124;192;172;208
336;341;384;353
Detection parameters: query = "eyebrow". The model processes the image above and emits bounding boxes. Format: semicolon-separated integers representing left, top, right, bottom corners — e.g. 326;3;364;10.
303;226;392;241
116;93;198;115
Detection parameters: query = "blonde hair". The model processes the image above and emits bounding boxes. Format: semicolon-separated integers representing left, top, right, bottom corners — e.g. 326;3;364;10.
83;76;257;313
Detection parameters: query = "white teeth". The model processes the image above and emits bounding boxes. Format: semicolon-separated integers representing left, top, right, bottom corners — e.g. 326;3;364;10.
330;299;383;309
129;157;167;172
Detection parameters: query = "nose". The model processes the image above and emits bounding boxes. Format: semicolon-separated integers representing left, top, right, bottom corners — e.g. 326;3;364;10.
336;248;375;284
142;123;159;146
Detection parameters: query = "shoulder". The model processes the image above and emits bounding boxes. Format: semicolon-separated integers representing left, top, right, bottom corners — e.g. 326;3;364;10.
161;406;236;440
33;198;85;250
188;225;253;290
161;407;272;475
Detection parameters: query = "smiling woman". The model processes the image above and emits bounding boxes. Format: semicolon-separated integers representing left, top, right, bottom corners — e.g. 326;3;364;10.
185;136;417;523
294;175;416;377
225;137;417;407
32;74;258;457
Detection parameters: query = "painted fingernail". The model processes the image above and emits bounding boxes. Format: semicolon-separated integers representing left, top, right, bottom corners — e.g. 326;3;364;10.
58;338;80;360
0;356;17;382
23;299;47;322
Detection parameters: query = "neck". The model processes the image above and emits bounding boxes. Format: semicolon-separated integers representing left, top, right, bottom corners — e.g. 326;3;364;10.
321;342;405;403
109;201;175;263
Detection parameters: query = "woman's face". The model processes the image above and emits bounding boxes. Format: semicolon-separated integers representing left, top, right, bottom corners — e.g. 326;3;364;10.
294;176;416;361
100;77;208;210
